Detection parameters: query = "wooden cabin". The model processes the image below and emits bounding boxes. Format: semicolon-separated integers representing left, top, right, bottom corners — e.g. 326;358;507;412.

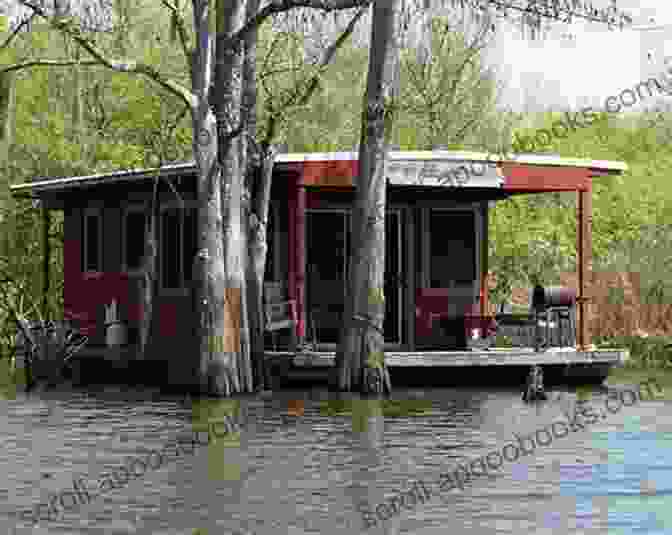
10;151;629;387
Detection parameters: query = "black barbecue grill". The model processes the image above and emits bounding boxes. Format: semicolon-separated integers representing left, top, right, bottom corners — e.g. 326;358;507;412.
530;285;577;351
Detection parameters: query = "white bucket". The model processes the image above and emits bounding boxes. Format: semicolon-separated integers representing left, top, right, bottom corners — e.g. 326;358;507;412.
106;322;127;347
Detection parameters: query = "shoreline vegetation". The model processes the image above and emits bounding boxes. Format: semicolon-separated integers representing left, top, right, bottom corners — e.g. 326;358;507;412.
603;334;672;399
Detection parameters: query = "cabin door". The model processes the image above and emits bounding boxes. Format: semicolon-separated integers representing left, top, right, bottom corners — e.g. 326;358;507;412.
415;208;479;345
305;209;405;345
306;210;349;344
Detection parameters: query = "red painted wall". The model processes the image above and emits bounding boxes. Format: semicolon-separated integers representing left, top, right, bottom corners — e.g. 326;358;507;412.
64;236;140;336
64;236;181;341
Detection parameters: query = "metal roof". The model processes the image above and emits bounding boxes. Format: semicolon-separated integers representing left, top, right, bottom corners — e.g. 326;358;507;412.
9;151;628;198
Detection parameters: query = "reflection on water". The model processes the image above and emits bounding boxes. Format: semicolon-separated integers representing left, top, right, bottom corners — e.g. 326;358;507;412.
0;383;670;534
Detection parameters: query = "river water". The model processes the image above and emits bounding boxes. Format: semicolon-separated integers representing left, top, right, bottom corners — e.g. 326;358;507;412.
1;381;670;535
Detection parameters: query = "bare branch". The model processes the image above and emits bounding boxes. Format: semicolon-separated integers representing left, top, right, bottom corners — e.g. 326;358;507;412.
0;59;101;74
17;0;197;109
226;0;371;49
160;0;192;69
261;5;366;147
0;13;35;50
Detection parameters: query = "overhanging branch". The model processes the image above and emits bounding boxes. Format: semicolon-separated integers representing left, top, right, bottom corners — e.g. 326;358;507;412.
0;59;101;74
0;13;36;50
17;0;197;109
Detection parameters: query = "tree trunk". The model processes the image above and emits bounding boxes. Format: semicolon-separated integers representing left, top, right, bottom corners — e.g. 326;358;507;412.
0;71;15;165
67;44;85;148
248;149;276;387
190;0;240;396
139;180;159;359
201;0;252;395
335;0;399;394
241;0;271;391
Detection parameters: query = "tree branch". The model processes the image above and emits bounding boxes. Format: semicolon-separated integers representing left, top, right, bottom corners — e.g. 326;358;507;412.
17;0;197;109
261;5;366;148
226;0;371;49
0;59;101;74
160;0;192;69
0;13;35;50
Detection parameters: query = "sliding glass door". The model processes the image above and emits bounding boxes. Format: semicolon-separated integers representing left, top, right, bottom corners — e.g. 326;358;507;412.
306;209;404;345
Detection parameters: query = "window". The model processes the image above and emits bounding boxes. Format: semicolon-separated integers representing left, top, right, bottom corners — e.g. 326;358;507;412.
123;207;148;273
429;210;476;287
183;209;197;285
160;205;197;290
83;208;102;273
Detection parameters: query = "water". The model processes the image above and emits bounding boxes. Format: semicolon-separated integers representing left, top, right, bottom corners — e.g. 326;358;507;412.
1;381;670;534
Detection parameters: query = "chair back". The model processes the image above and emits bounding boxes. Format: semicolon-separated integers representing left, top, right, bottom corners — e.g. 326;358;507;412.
263;282;296;330
264;281;285;304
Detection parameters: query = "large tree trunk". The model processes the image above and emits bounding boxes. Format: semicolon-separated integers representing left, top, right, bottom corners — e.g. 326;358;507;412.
248;149;276;387
241;0;273;391
206;0;253;395
190;0;240;396
334;0;399;394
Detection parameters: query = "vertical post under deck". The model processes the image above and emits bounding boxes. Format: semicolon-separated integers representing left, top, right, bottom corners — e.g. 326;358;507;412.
577;186;592;350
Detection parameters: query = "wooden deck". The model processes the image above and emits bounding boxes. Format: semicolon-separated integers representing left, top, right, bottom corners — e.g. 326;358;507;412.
267;347;629;368
52;345;628;388
264;347;629;387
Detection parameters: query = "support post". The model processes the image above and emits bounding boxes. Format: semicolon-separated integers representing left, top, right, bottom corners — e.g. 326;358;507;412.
576;186;592;351
41;203;50;319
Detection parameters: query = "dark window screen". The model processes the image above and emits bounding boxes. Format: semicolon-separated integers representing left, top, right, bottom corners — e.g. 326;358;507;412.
430;210;476;287
183;209;197;285
125;211;146;271
162;209;181;289
84;213;100;272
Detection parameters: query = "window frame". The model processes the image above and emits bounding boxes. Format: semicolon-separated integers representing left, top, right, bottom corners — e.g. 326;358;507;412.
122;204;149;276
82;207;103;276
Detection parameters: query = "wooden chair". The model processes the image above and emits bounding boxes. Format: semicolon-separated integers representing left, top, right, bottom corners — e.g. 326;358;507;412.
263;282;297;352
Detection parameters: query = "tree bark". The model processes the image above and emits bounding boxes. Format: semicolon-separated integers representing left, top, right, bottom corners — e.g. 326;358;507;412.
248;149;276;387
139;179;159;359
0;71;15;165
190;0;239;396
207;0;253;395
334;0;398;394
241;0;272;391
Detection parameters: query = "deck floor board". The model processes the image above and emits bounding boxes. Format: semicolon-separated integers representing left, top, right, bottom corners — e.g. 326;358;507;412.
266;348;628;367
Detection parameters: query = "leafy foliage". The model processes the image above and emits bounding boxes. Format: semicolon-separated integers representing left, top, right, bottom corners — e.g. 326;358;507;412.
0;0;656;373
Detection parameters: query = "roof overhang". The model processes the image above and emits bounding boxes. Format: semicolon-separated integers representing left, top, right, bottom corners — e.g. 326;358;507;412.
9;151;628;199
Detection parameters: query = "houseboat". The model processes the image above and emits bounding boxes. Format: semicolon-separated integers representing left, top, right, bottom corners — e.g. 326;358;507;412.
10;150;630;389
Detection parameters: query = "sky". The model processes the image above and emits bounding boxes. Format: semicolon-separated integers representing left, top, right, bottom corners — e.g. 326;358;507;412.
486;0;672;112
